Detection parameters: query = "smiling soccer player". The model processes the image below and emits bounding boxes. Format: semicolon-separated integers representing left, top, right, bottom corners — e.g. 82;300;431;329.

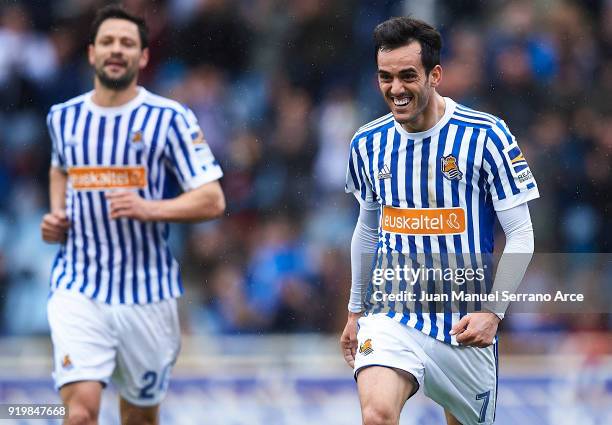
340;17;538;425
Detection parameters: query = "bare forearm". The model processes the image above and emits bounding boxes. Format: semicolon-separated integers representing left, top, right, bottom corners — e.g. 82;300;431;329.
49;167;67;211
148;182;225;223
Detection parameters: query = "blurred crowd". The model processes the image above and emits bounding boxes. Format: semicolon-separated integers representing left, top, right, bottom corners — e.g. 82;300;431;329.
0;0;610;341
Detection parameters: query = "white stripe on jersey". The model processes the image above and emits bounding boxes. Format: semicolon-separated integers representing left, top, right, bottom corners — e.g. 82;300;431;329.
47;87;223;305
345;97;539;345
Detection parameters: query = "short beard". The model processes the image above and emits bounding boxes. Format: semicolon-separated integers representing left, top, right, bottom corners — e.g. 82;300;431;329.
95;67;137;90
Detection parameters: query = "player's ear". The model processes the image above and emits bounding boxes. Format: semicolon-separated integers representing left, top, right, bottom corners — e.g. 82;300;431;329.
429;64;442;88
139;47;149;69
87;43;96;66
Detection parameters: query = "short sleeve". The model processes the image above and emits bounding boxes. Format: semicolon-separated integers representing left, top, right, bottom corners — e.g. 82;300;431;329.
47;110;65;170
164;108;223;192
483;120;539;211
345;136;379;210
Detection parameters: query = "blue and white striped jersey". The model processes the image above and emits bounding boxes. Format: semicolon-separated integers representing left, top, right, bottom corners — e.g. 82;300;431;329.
345;97;539;345
47;87;223;305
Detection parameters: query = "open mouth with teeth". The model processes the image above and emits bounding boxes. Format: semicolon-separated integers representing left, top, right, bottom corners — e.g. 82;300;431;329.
392;96;413;107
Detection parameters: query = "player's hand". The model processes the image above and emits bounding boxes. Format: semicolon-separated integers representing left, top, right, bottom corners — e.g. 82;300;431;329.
340;312;362;368
41;210;69;243
106;191;153;221
450;312;500;348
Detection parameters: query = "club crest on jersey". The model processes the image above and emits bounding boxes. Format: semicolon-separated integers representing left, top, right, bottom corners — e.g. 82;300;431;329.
62;354;74;370
441;155;463;181
129;130;145;151
377;165;392;180
359;338;374;356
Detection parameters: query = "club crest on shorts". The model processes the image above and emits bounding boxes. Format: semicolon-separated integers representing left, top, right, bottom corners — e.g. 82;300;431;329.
129;129;145;151
441;155;463;181
62;354;74;370
359;338;374;356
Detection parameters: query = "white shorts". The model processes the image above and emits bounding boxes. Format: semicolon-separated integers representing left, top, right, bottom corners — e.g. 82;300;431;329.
355;313;498;425
47;289;181;406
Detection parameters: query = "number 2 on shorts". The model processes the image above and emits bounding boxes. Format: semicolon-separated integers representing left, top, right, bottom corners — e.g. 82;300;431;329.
476;390;491;423
139;371;158;399
139;364;172;399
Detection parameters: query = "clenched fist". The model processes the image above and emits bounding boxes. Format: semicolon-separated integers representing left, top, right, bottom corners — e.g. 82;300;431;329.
41;210;69;243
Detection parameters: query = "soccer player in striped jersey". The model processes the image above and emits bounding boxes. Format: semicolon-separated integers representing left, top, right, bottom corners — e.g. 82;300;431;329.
340;17;538;425
40;6;225;425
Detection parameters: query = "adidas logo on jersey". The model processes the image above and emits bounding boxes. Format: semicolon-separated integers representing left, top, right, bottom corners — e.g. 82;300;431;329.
377;165;392;180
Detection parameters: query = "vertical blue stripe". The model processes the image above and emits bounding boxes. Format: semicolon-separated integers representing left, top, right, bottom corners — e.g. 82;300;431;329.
483;150;506;200
390;130;407;317
364;132;383;314
486;130;521;195
99;194;114;303
110;115;121;164
123;108;139;164
419;137;436;336
58;109;67;164
147;109;165;300
135;106;153;164
135;107;154;303
152;223;165;300
116;220;127;304
348;146;361;197
82;112;92;164
147;108;164;191
122;107;140;304
88;115;104;299
128;219;140;304
49;252;61;291
165;245;175;298
462;129;480;319
435;125;453;342
170;118;196;177
76;193;89;292
66;104;81;289
52;108;69;288
165;138;187;185
402;138;419;326
77;113;92;294
140;221;152;303
96;116;106;164
376;129;393;316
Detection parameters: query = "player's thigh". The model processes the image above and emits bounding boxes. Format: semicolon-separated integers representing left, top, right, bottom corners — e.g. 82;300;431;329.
47;290;117;392
444;409;463;425
112;298;181;406
423;340;498;425
60;381;103;424
119;397;159;425
357;366;417;425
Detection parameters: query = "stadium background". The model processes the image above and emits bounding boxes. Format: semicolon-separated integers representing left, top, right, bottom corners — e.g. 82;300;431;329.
0;0;610;423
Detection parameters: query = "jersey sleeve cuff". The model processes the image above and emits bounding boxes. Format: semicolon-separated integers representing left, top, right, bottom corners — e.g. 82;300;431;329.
349;192;379;211
493;187;539;211
181;167;223;191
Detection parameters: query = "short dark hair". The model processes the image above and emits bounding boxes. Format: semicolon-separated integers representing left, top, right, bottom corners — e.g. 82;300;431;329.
90;5;148;49
373;17;442;75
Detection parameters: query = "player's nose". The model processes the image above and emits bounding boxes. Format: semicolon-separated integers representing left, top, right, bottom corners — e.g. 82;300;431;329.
389;78;404;95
